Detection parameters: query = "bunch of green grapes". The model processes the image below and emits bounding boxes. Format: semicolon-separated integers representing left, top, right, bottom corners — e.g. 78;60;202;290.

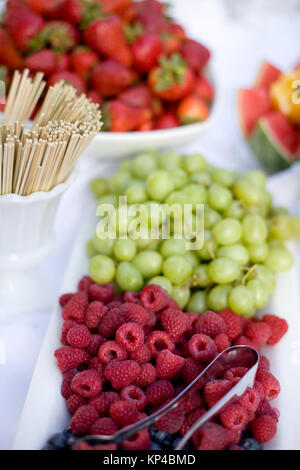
88;151;300;317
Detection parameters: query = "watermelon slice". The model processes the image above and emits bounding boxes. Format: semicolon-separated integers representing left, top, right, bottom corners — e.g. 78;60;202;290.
254;61;281;89
249;111;300;173
237;87;271;138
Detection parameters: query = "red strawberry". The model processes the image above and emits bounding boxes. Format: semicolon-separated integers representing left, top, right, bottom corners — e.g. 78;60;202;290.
84;15;132;67
86;89;102;106
148;53;195;101
161;31;182;56
181;39;211;71
0;27;24;69
26;0;65;17
91;60;133;97
167;23;186;41
64;0;104;27
136;0;168;34
100;0;132;15
194;75;214;102
177;95;210;124
5;0;45;51
103;100;149;132
29;21;79;54
119;85;152;108
56;53;71;72
48;71;86;92
26;49;57;76
131;33;163;72
154;113;179;129
70;47;98;79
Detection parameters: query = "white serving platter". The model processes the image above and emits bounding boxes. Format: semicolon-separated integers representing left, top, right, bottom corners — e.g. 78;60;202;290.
13;167;300;450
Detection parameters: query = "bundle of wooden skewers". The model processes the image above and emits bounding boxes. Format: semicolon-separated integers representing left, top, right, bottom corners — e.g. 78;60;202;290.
0;69;102;196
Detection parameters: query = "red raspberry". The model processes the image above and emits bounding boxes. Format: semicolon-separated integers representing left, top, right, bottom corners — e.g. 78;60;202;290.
61;369;77;398
121;302;150;326
224;367;248;382
74;442;117;450
98;308;126;338
90;391;120;416
188;334;217;362
135;363;157;387
238;387;260;413
88;357;104;377
70;405;99;435
59;293;75;308
262;314;288;345
257;370;280;401
197;422;237;450
146;379;174;406
180;408;206;436
160;308;188;339
145;310;157;329
215;333;231;352
121;429;150;450
78;276;93;293
67;325;91;348
55;347;90;373
123;291;141;304
86;334;105;356
90;417;119;436
67;394;88;414
204;379;232;408
166;297;180;309
115;322;144;352
146;330;174;358
174;335;188;356
251;415;277;443
195;311;227;338
89;283;114;303
156;350;185;380
105;360;140;390
62;292;88;324
229;445;243;450
254;380;265;400
120;385;147;410
98;341;127;364
71;370;102;398
183;390;203;413
220;403;248;431
110;400;140;427
256;399;279;422
129;344;151;364
141;284;169;312
85;301;107;328
181;357;205;384
106;300;123;310
155;400;185;434
234;335;256;348
244;322;271;347
219;309;241;340
60;320;77;345
258;355;270;372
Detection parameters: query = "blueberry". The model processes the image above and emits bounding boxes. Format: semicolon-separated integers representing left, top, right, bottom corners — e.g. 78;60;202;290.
150;442;163;450
63;427;76;447
42;444;57;450
241;438;264;451
47;432;68;450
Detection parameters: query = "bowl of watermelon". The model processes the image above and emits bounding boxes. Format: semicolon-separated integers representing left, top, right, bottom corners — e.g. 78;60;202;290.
238;60;300;173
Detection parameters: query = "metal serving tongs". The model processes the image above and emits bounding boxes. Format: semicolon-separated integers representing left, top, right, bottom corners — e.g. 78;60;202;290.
75;345;259;449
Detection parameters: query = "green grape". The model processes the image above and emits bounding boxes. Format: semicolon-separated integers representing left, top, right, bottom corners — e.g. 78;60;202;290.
265;247;294;273
245;170;267;189
268;239;284;249
116;262;143;291
133;251;163;278
125;183;148;204
233;178;264;206
247;279;269;309
193;264;214;287
207;258;240;284
162;255;193;285
170;168;188;189
217;244;249;266
204;206;222;228
208;183;232;211
212;218;242;245
86;239;97;258
136;236;159;251
97;194;118;207
190;171;212;186
183;184;207;207
113;239;137;261
184;252;199;269
92;233;114;255
108;171;131;194
242;214;268;245
131;152;157;179
119;159;133;172
251;265;276;294
171;285;191;309
207;285;231;311
270;206;289;216
159;150;182;171
166;190;189;208
269;215;294;241
148;276;173;295
291;217;300;237
182;154;207;173
160;238;187;257
89;255;115;284
90;177;108;198
187;291;207;314
197;229;217;260
211;168;234;187
248;243;269;263
224;201;245;220
146;170;174;201
228;285;254;315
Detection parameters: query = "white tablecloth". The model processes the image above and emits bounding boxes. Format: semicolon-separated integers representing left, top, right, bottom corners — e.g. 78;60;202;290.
1;0;300;450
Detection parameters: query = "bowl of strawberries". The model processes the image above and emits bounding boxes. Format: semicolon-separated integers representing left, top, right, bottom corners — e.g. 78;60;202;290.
0;0;216;158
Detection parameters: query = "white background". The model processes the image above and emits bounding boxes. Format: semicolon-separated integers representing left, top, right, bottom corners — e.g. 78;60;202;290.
1;0;300;449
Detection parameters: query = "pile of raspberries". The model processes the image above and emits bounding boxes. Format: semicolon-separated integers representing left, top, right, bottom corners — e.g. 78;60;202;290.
55;276;288;450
